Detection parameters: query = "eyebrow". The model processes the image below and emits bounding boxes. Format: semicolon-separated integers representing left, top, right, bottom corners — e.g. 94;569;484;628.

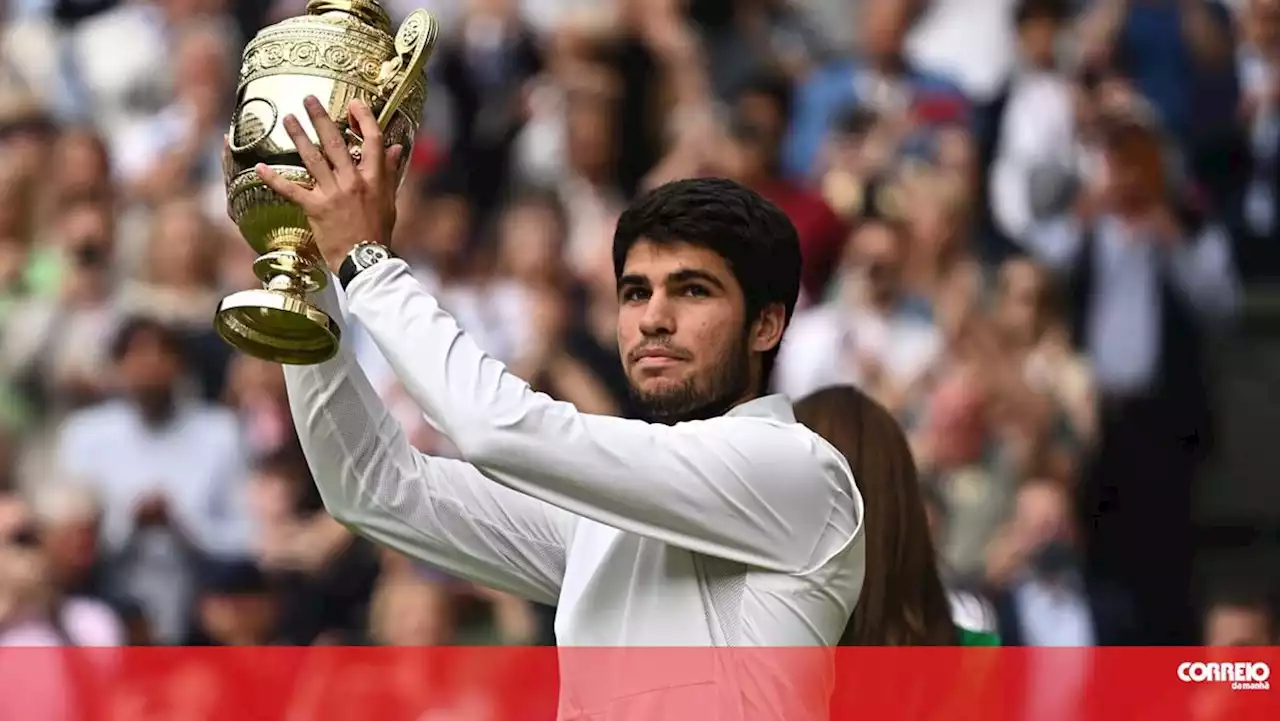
617;269;727;291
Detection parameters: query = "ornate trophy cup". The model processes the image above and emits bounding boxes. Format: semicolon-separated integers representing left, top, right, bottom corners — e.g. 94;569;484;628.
214;0;437;364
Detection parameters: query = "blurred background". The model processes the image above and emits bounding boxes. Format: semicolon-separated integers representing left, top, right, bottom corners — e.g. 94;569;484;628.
0;0;1277;656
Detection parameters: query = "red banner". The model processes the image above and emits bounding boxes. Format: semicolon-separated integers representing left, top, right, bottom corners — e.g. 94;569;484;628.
0;647;1274;721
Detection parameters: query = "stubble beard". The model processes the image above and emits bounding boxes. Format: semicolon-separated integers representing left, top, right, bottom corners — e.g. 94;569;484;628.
628;332;754;425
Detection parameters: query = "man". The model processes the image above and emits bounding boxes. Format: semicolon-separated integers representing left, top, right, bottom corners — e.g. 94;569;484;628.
257;96;863;713
722;72;847;304
1024;108;1241;645
57;316;253;644
774;217;941;416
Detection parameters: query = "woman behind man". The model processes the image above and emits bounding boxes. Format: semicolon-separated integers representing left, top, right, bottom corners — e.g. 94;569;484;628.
793;385;996;645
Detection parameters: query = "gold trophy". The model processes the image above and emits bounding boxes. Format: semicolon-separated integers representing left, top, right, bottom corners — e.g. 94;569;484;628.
214;0;437;365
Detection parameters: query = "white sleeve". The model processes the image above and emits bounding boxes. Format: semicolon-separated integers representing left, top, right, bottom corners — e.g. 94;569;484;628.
1023;215;1085;272
1166;223;1242;323
283;280;577;606
346;260;860;575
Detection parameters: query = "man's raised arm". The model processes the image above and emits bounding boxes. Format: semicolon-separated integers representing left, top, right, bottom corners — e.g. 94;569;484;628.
282;281;576;606
345;261;860;575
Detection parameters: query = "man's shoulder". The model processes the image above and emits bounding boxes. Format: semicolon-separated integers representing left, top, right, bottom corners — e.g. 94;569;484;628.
182;404;244;443
60;400;131;436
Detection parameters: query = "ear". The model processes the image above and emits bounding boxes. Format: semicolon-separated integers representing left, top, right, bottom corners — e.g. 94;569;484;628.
749;303;787;355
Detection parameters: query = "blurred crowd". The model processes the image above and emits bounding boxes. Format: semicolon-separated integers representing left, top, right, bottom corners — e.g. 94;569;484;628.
0;0;1276;657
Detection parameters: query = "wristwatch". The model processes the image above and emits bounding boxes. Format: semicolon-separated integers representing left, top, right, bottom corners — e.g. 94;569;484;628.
338;241;395;290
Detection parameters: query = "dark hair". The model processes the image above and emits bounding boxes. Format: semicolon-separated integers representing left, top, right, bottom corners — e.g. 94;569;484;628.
793;385;957;646
505;184;569;234
1204;579;1278;621
736;71;795;127
612;178;802;387
834;106;881;138
109;316;185;364
1014;0;1072;26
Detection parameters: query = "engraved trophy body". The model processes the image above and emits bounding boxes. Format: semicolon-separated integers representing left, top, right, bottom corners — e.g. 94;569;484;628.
214;0;437;365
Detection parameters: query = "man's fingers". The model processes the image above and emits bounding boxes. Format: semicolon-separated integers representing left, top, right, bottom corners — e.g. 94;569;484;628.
282;113;335;188
349;99;384;176
256;163;311;206
384;144;404;181
304;95;354;177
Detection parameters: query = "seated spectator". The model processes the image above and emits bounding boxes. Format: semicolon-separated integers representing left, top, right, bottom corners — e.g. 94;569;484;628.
245;446;380;646
784;0;969;180
119;196;232;401
193;558;282;646
987;478;1135;646
775;216;942;419
56;316;253;644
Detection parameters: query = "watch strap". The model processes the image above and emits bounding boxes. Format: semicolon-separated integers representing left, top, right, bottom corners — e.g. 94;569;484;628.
338;242;395;290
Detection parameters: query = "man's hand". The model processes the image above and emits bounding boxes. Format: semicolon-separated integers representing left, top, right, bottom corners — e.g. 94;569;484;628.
255;96;404;271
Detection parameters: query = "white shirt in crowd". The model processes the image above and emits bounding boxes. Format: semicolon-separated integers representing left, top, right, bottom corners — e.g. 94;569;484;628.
1024;215;1241;395
990;68;1078;241
284;260;865;718
56;399;254;643
906;0;1019;103
773;301;943;402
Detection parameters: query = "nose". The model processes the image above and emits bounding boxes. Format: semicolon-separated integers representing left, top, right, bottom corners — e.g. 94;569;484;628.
638;289;676;338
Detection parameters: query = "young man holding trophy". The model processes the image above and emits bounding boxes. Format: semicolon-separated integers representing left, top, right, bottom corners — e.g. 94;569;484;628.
222;1;865;717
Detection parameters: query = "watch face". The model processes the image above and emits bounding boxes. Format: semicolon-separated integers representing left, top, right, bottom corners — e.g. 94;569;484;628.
355;244;390;269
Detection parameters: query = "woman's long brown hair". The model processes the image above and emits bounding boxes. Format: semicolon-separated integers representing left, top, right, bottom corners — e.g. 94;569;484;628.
793;386;957;645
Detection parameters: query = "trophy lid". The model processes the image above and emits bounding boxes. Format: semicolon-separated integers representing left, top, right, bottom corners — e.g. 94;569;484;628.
306;0;392;33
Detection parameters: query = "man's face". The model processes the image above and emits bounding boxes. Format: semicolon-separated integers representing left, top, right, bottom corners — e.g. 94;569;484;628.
994;259;1045;346
616;240;781;423
118;331;182;403
199;593;277;646
1018;17;1060;69
845;222;904;305
861;2;909;62
1101;133;1164;212
40;516;101;580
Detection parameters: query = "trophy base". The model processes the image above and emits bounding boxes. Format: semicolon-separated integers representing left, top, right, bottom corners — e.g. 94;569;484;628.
214;288;341;365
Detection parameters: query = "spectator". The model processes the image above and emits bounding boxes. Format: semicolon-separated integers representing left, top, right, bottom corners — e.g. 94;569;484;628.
112;18;237;208
193;558;281;646
722;72;848;303
775;216;942;419
1237;0;1280;277
989;0;1079;244
119;196;233;400
1025;108;1242;644
56;316;252;644
783;0;969;180
27;480;110;603
1;200;122;426
433;0;544;222
987;478;1135;645
245;446;379;645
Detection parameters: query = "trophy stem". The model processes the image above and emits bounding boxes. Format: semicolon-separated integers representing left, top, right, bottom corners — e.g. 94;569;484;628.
213;227;341;365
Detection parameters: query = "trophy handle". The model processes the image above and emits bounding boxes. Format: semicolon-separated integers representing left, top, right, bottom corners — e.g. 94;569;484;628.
375;10;438;131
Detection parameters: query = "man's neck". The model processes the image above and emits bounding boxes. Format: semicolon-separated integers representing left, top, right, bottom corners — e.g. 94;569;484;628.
135;396;178;429
870;53;907;77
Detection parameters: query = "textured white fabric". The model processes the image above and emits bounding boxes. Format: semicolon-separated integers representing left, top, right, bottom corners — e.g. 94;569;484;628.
286;261;865;716
286;257;864;637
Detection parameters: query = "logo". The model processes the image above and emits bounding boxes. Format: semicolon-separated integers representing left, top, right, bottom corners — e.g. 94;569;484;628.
1178;662;1271;691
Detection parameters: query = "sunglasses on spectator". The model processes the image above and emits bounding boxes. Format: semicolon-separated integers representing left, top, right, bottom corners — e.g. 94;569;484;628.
5;525;39;549
0;119;55;141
